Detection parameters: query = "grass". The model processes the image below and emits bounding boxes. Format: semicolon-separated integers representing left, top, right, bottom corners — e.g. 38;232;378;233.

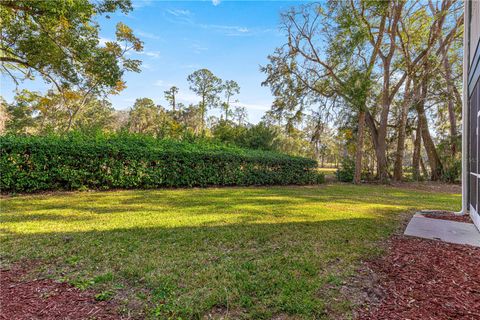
318;168;338;181
0;184;460;319
317;168;337;174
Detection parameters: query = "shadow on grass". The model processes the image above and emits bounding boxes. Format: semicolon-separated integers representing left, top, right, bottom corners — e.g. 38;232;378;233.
0;213;93;223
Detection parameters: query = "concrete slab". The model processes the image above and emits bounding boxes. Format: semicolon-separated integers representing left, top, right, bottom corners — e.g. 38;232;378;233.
404;213;480;247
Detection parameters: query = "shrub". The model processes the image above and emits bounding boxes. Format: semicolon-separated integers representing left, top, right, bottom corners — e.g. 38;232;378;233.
0;134;324;192
441;157;461;183
336;157;355;182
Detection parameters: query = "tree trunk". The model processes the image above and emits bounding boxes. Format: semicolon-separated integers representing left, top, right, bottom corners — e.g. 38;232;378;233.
447;97;457;155
365;110;388;182
440;42;459;155
393;78;411;181
415;79;443;180
420;157;428;178
354;110;366;184
412;122;422;180
200;95;206;135
376;59;392;183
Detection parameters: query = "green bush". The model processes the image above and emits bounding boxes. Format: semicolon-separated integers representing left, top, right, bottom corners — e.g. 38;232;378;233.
336;157;355;182
0;134;324;192
441;157;461;183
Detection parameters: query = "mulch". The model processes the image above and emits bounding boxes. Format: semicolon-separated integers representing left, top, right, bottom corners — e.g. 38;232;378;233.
389;181;462;194
356;236;480;320
420;211;473;223
0;264;123;320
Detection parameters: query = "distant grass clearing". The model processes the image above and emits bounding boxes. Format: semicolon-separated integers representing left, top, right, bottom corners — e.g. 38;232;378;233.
0;184;460;319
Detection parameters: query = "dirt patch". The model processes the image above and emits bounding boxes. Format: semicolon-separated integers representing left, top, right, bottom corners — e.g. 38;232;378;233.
356;236;480;320
420;211;472;223
389;181;461;194
0;264;124;320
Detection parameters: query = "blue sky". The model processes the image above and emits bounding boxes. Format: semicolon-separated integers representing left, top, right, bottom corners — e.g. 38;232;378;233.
1;0;308;123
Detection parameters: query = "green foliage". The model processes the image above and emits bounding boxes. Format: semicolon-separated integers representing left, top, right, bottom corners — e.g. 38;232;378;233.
441;158;461;183
0;0;142;92
0;133;322;192
187;69;223;133
4;90;115;135
438;138;462;183
220;80;240;120
212;121;279;152
336;157;355;182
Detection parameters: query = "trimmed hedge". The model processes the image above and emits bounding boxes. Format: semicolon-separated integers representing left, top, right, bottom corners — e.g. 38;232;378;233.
0;134;324;192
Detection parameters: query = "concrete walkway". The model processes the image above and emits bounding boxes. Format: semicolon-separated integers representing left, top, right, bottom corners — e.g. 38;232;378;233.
404;213;480;247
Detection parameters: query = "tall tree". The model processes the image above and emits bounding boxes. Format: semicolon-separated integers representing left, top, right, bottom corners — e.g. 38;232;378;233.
393;77;412;181
187;69;222;134
220;80;240;120
364;0;404;183
396;0;463;180
164;86;179;112
262;1;387;184
232;106;248;126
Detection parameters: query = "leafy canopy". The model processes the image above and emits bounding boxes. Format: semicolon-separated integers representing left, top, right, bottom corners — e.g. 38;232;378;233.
0;0;143;94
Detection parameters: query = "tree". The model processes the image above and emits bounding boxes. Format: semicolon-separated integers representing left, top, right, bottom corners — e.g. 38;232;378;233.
395;0;463;180
4;91;37;134
164;86;179;111
4;89;116;134
262;0;463;183
393;77;412;181
72;99;115;133
187;69;223;135
1;0;143;132
176;104;202;136
1;0;142;86
262;1;387;183
220;80;240;120
232;106;248;126
128;98;160;135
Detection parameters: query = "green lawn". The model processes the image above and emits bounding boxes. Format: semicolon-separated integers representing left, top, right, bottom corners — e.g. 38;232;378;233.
317;168;337;174
0;184;460;319
318;168;337;181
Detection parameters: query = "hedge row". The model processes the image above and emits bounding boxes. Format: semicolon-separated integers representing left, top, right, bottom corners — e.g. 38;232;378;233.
0;135;324;192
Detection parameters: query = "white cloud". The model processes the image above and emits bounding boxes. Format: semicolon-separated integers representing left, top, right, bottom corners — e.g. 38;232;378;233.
212;0;221;6
137;50;161;58
132;0;154;8
165;6;273;38
166;9;191;17
198;24;252;36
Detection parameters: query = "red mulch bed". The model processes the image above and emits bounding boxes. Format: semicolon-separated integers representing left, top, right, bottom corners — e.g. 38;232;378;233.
420;211;472;223
0;264;123;320
357;236;480;320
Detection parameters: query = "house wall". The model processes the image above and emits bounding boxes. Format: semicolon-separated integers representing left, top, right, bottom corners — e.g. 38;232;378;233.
466;1;480;229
